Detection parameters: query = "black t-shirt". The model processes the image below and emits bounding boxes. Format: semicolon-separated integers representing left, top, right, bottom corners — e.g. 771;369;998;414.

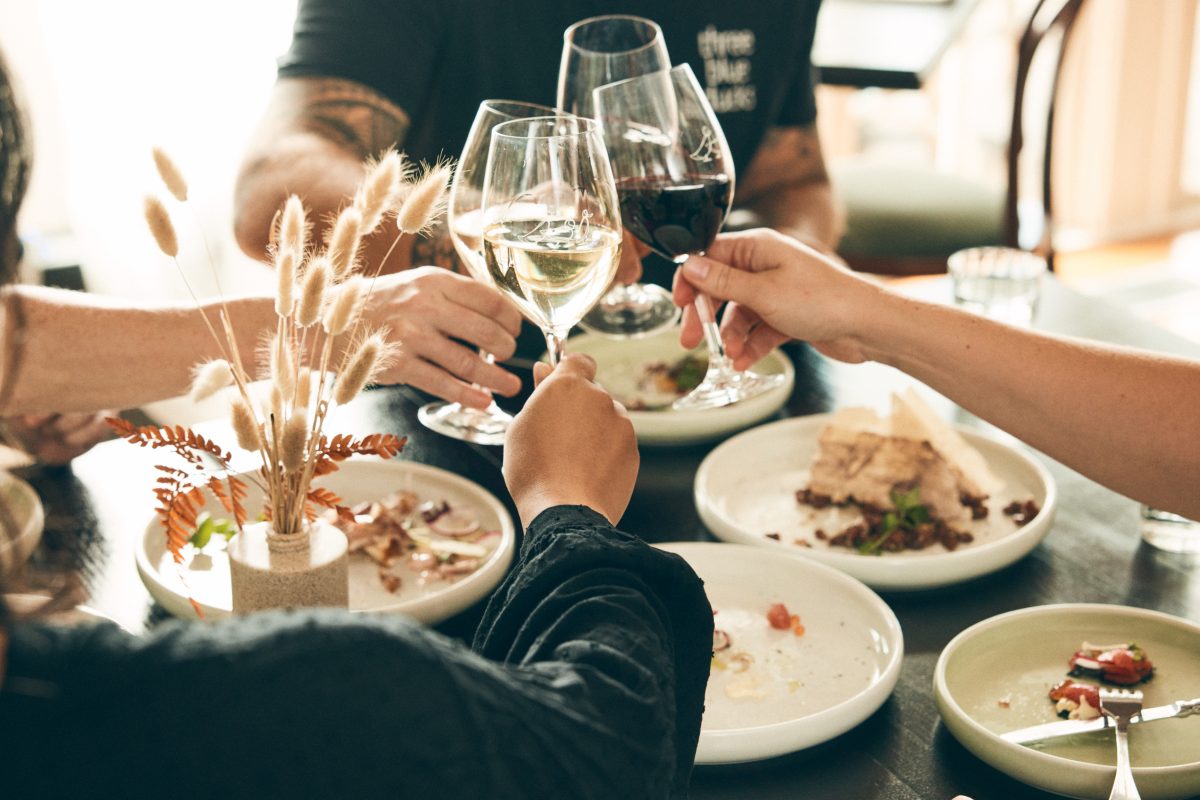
1;506;713;799
279;0;822;176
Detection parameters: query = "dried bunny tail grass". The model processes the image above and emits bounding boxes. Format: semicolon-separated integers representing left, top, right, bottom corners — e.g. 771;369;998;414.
296;256;332;327
189;359;234;402
354;149;406;234
294;367;313;410
280;412;309;472
279;194;308;260
275;248;297;317
151;147;188;202
322;274;365;336
231;398;262;452
333;331;392;406
265;384;284;434
396;160;451;235
327;206;363;277
143;195;179;257
270;332;296;397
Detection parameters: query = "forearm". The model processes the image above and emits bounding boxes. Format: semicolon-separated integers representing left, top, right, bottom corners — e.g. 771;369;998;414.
858;290;1200;517
234;76;455;274
2;287;276;414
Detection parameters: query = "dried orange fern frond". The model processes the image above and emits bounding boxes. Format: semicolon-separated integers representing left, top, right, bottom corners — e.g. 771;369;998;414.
311;433;407;476
107;418;233;468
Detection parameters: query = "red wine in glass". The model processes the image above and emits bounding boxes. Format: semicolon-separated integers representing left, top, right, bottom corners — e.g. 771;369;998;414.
616;173;732;261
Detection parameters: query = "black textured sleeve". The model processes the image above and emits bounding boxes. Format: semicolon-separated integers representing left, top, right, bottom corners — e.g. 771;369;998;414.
2;507;711;800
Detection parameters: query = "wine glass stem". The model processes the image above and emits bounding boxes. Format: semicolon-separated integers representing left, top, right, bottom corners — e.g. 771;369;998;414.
695;293;733;371
545;328;568;367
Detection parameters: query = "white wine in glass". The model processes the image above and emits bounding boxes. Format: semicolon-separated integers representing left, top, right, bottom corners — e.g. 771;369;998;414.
481;115;622;365
417;100;556;446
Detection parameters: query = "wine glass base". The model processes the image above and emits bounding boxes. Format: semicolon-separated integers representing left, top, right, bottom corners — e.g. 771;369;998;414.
672;368;786;411
417;401;511;446
579;283;679;339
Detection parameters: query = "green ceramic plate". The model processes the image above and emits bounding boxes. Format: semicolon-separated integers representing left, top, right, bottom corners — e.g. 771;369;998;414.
935;604;1200;799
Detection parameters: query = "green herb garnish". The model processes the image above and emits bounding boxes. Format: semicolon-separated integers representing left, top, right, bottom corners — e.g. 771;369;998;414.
670;354;708;393
189;511;239;549
857;486;930;555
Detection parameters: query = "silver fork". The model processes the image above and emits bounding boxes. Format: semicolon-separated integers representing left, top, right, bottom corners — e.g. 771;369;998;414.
1100;687;1144;800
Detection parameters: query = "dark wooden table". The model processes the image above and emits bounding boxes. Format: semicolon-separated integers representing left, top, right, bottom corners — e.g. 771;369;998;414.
814;0;984;89
18;277;1200;799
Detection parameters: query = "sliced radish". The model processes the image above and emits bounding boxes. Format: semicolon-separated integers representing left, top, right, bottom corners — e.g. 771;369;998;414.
429;508;480;538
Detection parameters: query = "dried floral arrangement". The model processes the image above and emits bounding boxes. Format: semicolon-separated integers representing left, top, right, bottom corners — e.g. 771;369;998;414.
110;148;451;577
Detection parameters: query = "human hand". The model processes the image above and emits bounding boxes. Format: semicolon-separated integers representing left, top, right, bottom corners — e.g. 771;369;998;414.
1;411;114;465
503;353;638;528
614;231;650;285
671;229;883;368
363;266;524;408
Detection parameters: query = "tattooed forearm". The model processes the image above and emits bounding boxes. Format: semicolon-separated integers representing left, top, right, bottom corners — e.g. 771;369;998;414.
291;77;411;160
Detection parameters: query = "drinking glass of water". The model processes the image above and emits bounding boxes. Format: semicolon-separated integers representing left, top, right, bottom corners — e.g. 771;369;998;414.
947;246;1047;328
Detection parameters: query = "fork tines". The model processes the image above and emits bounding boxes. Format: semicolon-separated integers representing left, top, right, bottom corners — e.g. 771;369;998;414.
1100;688;1145;722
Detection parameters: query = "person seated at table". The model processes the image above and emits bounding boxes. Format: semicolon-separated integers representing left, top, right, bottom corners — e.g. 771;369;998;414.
232;0;842;288
0;51;712;799
672;229;1200;520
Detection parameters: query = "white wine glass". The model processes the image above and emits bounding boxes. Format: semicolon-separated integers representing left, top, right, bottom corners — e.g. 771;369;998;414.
417;99;556;446
592;64;785;410
481;115;622;365
558;14;678;338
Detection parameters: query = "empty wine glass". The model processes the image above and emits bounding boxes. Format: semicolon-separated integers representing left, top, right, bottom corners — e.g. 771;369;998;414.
592;64;785;410
480;115;622;365
418;99;556;446
558;14;678;338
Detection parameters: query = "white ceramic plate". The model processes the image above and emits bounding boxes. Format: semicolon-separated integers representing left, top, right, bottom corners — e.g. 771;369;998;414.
565;328;794;446
3;593;127;631
694;413;1057;590
0;473;44;576
657;542;903;764
935;604;1200;799
135;459;516;624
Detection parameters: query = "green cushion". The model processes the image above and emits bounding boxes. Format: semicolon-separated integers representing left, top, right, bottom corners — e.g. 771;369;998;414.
832;162;1006;258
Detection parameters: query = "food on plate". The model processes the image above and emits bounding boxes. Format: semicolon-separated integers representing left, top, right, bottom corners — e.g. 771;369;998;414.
712;602;807;700
330;490;500;593
801;390;1001;529
766;602;805;636
795;390;1040;554
1048;679;1102;720
610;353;707;410
806;484;974;554
1042;642;1154;721
1067;642;1154;685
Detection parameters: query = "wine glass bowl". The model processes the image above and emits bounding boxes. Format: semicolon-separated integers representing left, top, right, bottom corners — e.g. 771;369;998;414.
558;14;679;338
592;64;785;410
416;99;556;446
481;115;623;365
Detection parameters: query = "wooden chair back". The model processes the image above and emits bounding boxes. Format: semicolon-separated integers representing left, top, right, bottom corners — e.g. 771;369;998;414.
1007;0;1088;270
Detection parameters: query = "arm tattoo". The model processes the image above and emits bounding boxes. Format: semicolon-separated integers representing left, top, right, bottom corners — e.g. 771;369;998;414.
738;125;829;201
292;77;412;160
410;218;465;273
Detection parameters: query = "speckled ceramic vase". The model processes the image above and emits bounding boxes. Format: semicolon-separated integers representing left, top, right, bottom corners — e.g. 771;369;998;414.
227;518;349;612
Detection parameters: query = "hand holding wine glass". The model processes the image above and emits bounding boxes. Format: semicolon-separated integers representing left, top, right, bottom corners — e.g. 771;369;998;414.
481;115;623;366
592;63;785;410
